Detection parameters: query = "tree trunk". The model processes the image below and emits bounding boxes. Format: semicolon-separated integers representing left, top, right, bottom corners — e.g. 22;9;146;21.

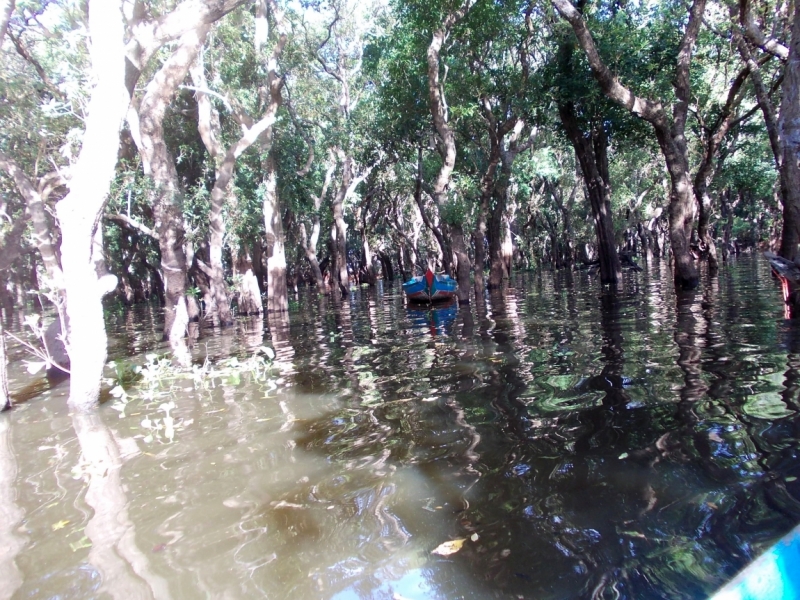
488;196;507;287
473;106;501;296
361;232;378;287
473;216;486;297
661;145;699;288
691;63;753;276
263;154;288;313
189;52;231;324
137;26;210;365
427;1;472;304
425;5;473;283
378;251;394;282
0;152;63;288
54;0;128;410
779;4;800;263
232;246;263;315
482;113;535;289
412;144;449;273
300;223;326;290
0;319;9;411
299;158;333;291
558;103;622;285
451;223;472;303
330;154;352;297
695;188;719;275
0;0;14;49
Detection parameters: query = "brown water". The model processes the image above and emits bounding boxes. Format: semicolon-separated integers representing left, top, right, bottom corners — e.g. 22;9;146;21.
2;256;800;600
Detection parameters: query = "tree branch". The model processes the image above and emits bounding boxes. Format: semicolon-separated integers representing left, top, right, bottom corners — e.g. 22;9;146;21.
740;0;789;61
551;0;666;125
105;213;160;240
8;30;66;100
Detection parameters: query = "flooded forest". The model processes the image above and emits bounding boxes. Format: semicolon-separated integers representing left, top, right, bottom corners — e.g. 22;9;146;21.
2;0;800;598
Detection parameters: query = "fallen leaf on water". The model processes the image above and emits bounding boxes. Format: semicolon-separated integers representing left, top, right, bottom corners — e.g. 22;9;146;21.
431;539;466;556
52;520;70;531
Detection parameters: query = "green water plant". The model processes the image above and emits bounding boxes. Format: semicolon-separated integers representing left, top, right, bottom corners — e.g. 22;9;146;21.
106;346;276;416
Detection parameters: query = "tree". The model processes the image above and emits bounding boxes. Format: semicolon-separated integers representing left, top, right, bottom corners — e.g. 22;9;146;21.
190;0;288;321
552;0;706;289
424;0;474;302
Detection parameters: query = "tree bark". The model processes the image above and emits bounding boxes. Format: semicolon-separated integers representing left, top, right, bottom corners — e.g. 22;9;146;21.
261;0;290;312
54;0;128;410
412;144;449;271
552;0;704;289
360;231;378;287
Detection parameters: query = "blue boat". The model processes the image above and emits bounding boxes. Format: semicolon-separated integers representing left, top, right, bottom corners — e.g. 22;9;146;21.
709;523;800;600
402;268;458;303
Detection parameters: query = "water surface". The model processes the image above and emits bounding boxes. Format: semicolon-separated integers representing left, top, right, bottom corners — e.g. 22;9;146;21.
2;256;800;599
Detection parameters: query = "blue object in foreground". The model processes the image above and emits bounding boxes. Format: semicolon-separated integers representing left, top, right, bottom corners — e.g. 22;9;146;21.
710;524;800;600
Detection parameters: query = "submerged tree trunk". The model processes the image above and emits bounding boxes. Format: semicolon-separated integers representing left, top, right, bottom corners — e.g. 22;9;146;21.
263;154;288;313
137;26;210;365
231;245;262;315
779;4;800;265
54;0;128;410
300;158;334;291
558;102;622;285
330;154;352;297
477;107;535;290
361;231;378;287
472;217;487;297
488;164;511;288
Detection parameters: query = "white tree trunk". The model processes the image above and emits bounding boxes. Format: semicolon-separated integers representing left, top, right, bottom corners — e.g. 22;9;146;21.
0;0;14;48
55;0;128;410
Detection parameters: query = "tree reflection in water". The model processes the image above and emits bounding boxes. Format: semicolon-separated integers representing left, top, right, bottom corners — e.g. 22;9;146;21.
71;412;171;599
0;416;24;600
